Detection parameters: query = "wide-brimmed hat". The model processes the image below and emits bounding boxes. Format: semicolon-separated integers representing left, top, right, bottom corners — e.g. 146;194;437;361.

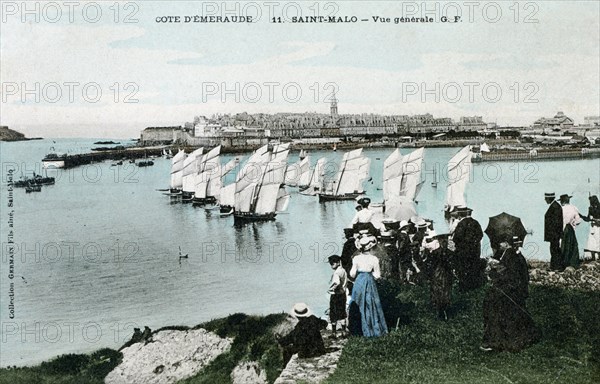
560;194;572;201
357;235;377;251
291;302;312;318
414;218;428;228
399;220;410;229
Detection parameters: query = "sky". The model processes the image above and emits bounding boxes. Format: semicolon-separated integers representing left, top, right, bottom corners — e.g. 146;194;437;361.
1;0;599;138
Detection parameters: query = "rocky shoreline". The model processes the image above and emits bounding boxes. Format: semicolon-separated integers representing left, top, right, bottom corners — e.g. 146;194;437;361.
528;259;599;291
105;328;232;384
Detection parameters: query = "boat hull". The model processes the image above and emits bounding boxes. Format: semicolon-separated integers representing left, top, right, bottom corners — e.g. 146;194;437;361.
318;192;364;202
233;212;277;224
192;196;217;206
42;160;65;169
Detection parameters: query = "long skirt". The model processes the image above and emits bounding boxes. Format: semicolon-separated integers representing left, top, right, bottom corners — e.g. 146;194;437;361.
483;287;539;351
561;225;580;268
431;261;453;312
348;272;388;337
584;225;600;259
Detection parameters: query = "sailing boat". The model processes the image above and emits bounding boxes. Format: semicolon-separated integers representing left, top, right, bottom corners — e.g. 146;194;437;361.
193;146;219;205
166;149;186;195
300;157;327;196
285;152;311;188
318;148;370;202
234;143;291;223
181;147;204;201
382;148;424;221
445;145;473;215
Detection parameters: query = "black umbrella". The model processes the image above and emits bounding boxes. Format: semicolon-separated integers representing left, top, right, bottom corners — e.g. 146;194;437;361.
484;212;527;246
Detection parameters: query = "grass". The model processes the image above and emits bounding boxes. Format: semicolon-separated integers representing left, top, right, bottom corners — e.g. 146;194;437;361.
2;284;598;384
325;283;600;384
0;348;122;384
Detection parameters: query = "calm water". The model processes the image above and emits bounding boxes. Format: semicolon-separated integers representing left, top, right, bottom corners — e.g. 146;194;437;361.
0;139;598;366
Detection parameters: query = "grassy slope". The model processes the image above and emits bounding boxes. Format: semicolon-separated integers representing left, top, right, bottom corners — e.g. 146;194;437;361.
0;349;122;384
326;283;600;384
2;284;598;384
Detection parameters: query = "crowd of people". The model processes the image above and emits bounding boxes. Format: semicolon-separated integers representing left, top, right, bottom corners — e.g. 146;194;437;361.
278;192;600;359
544;193;600;270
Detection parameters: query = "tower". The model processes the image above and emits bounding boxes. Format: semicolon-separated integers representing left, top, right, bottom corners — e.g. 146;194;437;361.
330;93;338;117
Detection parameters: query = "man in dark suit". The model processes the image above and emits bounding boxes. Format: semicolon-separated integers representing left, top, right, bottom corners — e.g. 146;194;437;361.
544;192;564;270
452;207;484;291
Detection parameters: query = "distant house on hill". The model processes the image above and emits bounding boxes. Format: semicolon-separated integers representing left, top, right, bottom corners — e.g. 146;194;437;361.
533;111;574;130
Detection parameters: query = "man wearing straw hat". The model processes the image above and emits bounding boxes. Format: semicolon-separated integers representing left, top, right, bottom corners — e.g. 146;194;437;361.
276;303;328;363
544;192;564;270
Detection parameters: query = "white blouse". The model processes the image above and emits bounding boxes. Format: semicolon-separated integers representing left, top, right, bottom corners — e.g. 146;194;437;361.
350;253;381;280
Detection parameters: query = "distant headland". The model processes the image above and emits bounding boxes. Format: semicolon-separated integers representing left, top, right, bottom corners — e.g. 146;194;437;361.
0;126;42;142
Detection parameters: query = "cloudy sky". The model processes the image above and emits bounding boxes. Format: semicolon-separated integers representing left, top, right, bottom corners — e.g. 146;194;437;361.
1;1;599;138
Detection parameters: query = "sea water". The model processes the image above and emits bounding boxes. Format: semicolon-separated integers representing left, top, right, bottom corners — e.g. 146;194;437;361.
0;139;598;366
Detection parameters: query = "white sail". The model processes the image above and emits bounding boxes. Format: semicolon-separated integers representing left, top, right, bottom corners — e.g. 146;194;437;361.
170;149;186;189
221;158;239;177
254;143;290;215
401;147;424;200
301;157;327;196
285;154;311;187
334;148;370;196
298;155;311;187
383;148;403;203
446;145;472;210
234;145;270;212
182;147;204;193
220;182;236;207
194;146;220;199
275;186;291;212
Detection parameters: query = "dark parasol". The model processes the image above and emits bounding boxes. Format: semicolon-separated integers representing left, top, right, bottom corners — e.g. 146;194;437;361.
484;212;527;247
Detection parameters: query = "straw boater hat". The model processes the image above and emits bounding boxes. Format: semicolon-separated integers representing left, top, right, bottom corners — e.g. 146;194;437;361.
357;235;377;251
291;302;312;318
544;192;555;198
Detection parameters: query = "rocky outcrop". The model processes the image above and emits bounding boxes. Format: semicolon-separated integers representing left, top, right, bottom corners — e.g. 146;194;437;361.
275;333;347;384
0;126;25;141
528;260;600;291
231;361;267;384
105;328;232;384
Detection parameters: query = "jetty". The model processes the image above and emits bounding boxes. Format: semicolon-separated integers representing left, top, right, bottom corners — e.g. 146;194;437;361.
473;147;600;162
47;146;166;169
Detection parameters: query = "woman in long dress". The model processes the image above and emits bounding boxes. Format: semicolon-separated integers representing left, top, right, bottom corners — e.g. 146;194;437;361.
348;235;388;337
482;238;539;352
560;195;582;268
582;195;600;260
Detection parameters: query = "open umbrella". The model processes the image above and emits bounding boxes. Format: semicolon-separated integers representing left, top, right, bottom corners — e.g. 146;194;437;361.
484;212;527;247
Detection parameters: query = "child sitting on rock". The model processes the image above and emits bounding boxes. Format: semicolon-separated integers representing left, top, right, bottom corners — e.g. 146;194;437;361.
327;255;348;338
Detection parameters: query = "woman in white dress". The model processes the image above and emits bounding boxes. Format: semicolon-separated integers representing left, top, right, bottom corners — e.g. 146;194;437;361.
348;235;388;337
582;195;600;260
